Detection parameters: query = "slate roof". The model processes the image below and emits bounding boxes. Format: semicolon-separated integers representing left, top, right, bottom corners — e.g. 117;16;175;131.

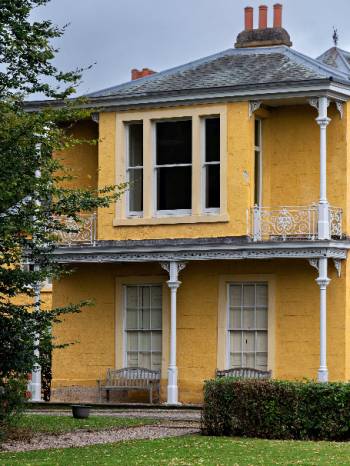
317;47;350;74
86;45;350;101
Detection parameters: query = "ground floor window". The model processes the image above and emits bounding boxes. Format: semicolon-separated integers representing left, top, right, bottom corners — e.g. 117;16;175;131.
124;284;162;370
228;282;268;370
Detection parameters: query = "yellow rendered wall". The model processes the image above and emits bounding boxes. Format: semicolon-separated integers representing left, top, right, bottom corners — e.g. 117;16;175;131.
12;288;52;311
52;259;346;404
262;104;348;221
56;120;98;191
97;103;254;241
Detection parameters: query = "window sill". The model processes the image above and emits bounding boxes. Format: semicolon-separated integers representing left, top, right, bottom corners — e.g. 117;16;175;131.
113;212;229;226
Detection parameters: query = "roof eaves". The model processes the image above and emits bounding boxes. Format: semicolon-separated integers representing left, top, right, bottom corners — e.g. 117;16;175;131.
81;78;341;110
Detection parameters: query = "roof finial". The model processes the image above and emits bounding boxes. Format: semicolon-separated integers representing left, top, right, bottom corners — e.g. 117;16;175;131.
333;27;339;47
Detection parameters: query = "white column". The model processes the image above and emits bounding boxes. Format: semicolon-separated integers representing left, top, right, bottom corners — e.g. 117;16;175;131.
316;257;330;382
31;277;42;401
31;143;42;402
161;261;186;405
316;97;331;240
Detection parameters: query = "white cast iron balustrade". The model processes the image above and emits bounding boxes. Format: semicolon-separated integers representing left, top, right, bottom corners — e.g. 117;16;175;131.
56;213;96;246
250;205;342;241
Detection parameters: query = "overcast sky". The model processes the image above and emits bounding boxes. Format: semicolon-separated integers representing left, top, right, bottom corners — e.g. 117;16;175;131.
31;0;350;96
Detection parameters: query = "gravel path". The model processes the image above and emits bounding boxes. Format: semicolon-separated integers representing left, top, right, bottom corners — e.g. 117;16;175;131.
27;408;201;422
1;424;200;452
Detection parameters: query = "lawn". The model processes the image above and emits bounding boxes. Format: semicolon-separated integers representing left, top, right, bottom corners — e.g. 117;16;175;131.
2;435;350;466
13;414;156;435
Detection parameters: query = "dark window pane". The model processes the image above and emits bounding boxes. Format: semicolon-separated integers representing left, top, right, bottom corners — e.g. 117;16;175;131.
129;124;143;167
129;168;143;211
157;166;191;210
156;120;192;165
206;164;220;208
255;119;261;147
205;118;220;162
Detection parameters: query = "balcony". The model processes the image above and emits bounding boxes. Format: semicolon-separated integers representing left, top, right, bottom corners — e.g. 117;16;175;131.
56;213;96;246
249;205;343;242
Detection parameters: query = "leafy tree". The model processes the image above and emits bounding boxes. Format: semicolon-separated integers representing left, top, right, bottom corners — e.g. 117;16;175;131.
0;0;123;437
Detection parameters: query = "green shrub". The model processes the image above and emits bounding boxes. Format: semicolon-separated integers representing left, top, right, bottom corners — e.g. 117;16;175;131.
0;376;27;442
201;378;350;441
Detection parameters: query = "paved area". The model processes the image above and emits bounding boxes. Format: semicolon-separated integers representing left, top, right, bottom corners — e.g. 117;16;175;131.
2;423;200;452
27;408;201;422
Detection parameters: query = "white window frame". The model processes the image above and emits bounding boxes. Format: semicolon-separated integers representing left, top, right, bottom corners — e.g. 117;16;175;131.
226;282;268;370
202;115;221;214
254;118;263;207
126;122;144;218
123;284;163;370
153;118;192;217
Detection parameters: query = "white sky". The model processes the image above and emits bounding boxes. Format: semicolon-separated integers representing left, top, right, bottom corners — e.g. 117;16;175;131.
31;0;350;96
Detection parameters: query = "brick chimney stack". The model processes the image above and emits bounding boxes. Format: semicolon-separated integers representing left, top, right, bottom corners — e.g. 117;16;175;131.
131;68;156;81
273;3;282;28
235;3;292;48
244;7;253;30
259;5;268;29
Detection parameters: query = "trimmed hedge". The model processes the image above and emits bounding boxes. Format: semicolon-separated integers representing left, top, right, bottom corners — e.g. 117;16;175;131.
201;378;350;440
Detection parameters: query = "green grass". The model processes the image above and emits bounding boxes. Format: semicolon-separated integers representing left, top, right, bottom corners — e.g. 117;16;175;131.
15;414;156;434
2;435;350;465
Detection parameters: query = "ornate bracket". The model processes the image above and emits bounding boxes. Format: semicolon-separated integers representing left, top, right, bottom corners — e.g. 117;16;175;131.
248;101;262;118
91;112;99;123
160;261;187;283
308;97;330;112
308;258;319;272
335;101;344;119
308;98;319;111
332;258;342;277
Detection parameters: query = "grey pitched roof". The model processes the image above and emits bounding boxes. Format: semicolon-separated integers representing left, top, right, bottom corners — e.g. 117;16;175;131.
317;47;350;74
86;45;350;101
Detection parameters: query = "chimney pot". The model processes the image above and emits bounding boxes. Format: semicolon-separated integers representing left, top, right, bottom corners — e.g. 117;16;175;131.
273;3;282;28
259;5;268;29
131;68;156;80
244;6;253;30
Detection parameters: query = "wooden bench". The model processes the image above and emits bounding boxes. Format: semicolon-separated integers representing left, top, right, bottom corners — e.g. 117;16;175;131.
216;368;272;379
97;367;161;404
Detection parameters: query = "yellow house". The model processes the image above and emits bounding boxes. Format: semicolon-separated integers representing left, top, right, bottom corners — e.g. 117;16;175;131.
47;4;350;404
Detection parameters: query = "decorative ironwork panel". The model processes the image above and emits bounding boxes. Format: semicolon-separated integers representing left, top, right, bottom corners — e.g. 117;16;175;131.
56;213;96;246
329;207;342;238
250;205;343;242
251;205;317;241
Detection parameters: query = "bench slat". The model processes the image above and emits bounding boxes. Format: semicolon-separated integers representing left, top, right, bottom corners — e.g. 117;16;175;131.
216;367;271;379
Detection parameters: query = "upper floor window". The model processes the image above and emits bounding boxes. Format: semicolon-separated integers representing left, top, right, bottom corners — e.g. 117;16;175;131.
127;122;143;215
156;120;192;213
204;117;220;210
118;107;226;225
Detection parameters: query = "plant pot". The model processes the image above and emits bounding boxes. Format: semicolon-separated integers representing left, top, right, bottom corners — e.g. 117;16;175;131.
71;404;91;419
